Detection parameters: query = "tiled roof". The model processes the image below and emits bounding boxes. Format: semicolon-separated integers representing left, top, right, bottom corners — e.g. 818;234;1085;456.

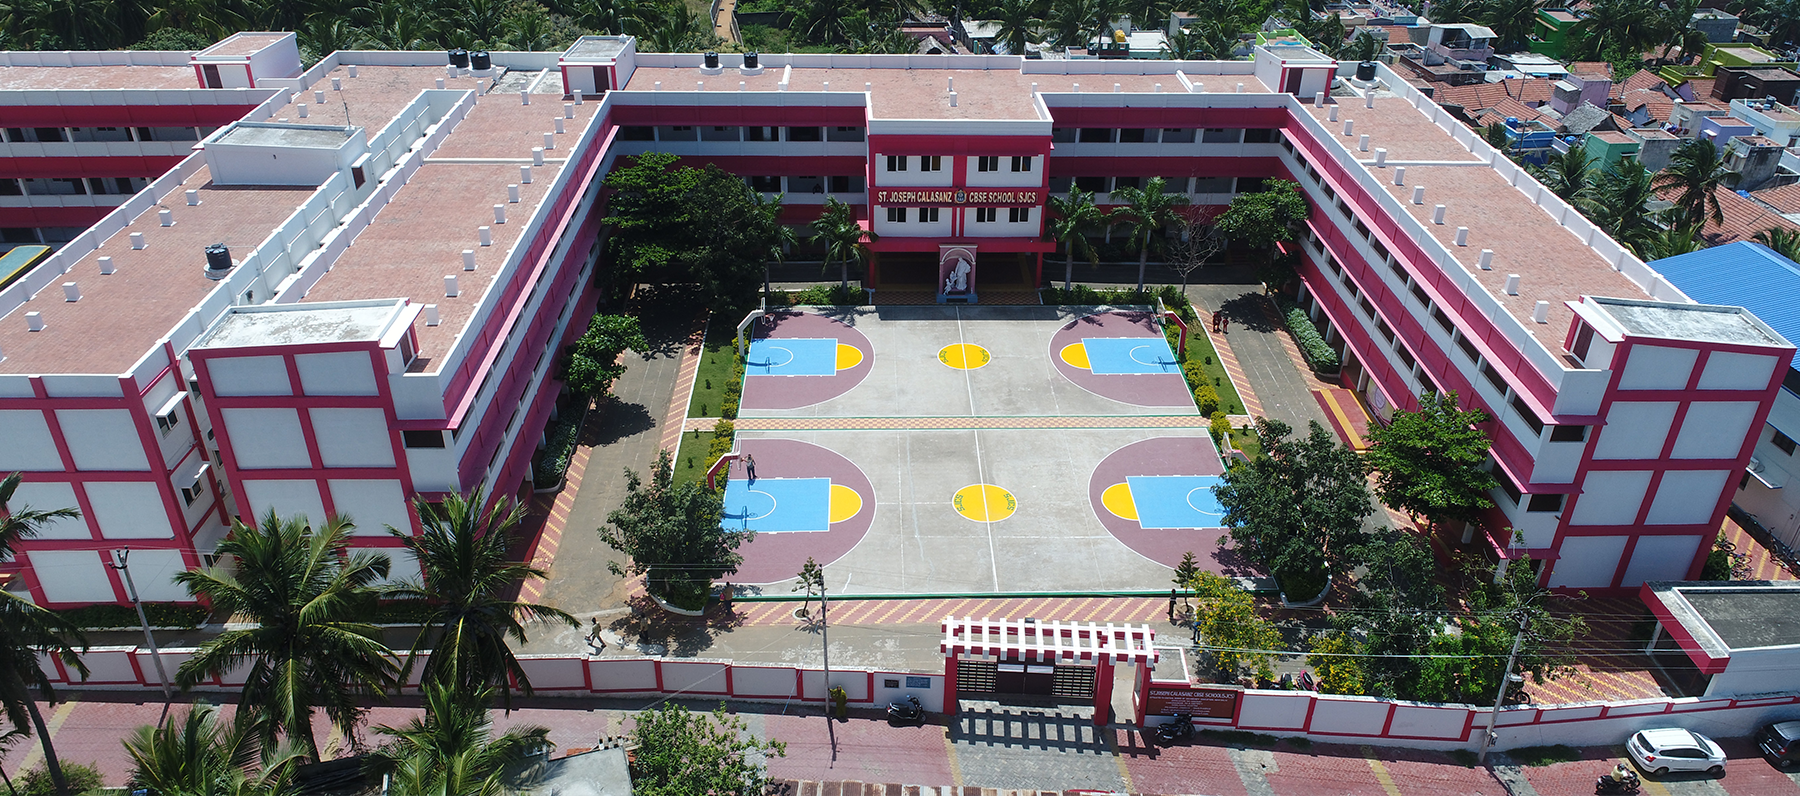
1478;96;1553;126
1676;77;1716;101
1689;185;1800;246
1754;183;1800;215
1621;68;1668;94
1569;61;1614;79
1433;78;1555;113
1561;102;1614;134
1620;88;1677;123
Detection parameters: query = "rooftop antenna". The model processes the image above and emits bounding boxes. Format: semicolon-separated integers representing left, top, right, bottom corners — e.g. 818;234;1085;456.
343;100;353;134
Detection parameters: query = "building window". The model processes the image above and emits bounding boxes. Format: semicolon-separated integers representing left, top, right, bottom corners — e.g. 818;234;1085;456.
1078;128;1112;143
1431;307;1454;334
886;207;906;222
1202;128;1240;143
1161;128;1196;143
621;126;653;141
1481;362;1508;394
180;482;204;506
785;126;822;141
978;156;998;172
1571;321;1596;362
1113;176;1141;191
402;430;446;448
744;126;779;141
975;207;997;222
1244;128;1277;143
1495;466;1522;505
1511;395;1545;436
1010;155;1033;171
1008;207;1029;223
920;207;940;222
748;176;781;192
1073;176;1106;192
1526;493;1564;513
886;155;907;172
1549;425;1587;442
827;126;864;142
921;156;943;172
1119;128;1148;143
1776;430;1798;455
829;175;864;193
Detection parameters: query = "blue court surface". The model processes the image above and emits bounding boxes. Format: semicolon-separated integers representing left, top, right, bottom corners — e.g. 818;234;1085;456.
1127;475;1225;529
747;338;838;376
1083;337;1181;375
722;477;831;532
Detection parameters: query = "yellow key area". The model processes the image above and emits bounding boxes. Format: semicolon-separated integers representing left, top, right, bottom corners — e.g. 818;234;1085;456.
938;343;992;370
952;483;1016;522
1059;342;1091;370
835;343;864;370
1101;482;1137;520
829;483;863;523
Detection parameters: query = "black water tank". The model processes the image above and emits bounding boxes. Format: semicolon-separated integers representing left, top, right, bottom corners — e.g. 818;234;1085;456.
448;48;469;69
704;51;720;69
1356;61;1377;81
744;51;759;69
204;243;231;278
470;50;491;71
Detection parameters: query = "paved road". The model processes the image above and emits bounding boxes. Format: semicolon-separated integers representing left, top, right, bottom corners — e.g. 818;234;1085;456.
8;693;1799;795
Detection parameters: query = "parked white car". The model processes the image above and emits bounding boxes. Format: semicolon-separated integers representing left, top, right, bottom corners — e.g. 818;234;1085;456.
1627;728;1727;776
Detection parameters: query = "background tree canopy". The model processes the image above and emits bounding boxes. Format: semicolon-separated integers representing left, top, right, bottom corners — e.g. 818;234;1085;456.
602;152;782;311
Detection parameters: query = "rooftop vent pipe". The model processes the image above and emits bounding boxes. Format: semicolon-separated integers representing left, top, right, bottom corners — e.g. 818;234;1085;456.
26;312;43;332
444;275;459;297
704;51;720;70
160;209;173;227
98;256;114;275
187;190;199;206
204;243;232;280
1412;185;1425;204
62;282;79;302
1533;300;1550;323
425;304;440;326
1504;273;1520;295
1432;204;1446;224
130;232;146;250
1454;226;1469;246
463;250;477;270
1478;249;1494;270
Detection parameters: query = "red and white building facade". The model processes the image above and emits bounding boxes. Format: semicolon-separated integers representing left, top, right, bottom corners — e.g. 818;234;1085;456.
0;33;1787;605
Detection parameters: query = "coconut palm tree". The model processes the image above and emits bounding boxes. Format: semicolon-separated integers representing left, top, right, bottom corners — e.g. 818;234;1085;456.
1476;0;1545;52
1643;221;1705;260
367;684;551;796
1109;177;1190;291
1045;0;1101;48
1653;138;1742;227
991;0;1041;54
1532;145;1596;202
810;197;876;289
1047;187;1105;290
754;193;798;298
1755;227;1800;260
386;489;576;710
175;511;396;761
125;705;303;796
1580;159;1661;257
0;473;89;796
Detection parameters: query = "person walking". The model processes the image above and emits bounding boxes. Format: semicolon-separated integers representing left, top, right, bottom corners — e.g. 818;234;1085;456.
744;453;757;482
1167;588;1177;622
1221;313;1230;333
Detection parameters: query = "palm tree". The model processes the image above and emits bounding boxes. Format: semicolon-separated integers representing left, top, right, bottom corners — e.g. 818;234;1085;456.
386;490;576;710
1047;187;1105;289
1476;0;1545;52
991;0;1041;54
1567;0;1661;61
810;197;876;289
1532;145;1596;202
1580;159;1662;257
1755;227;1800;260
175;511;396;761
367;684;551;796
125;705;303;796
1643;221;1705;260
0;474;88;796
1045;0;1100;48
1653;138;1742;227
755;193;798;298
1109;177;1191;291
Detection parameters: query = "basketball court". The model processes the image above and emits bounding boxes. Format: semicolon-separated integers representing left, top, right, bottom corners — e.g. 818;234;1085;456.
719;306;1257;595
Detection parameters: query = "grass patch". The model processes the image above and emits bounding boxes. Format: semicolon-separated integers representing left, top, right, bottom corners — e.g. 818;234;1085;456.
1506;745;1580;766
1198;728;1282;748
1229;425;1263;460
1446;749;1479;768
1179;314;1245;415
673;427;714;486
688;323;744;419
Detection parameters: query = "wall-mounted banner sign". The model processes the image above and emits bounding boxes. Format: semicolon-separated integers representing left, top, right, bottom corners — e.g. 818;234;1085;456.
874;189;1045;206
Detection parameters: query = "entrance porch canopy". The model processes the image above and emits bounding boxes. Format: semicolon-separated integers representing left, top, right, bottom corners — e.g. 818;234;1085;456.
940;617;1158;664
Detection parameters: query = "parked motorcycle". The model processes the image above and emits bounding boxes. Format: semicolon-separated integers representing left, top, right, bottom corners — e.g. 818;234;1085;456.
1595;765;1641;795
886;695;925;724
1155;713;1195;744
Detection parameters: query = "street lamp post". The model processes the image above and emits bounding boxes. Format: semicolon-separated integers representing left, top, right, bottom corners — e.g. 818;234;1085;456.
1476;613;1530;765
109;549;172;701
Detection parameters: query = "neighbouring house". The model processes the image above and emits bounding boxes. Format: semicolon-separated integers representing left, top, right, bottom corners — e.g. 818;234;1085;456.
1642;581;1800;698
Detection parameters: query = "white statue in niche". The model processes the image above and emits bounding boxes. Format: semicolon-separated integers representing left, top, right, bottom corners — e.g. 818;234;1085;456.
944;255;971;293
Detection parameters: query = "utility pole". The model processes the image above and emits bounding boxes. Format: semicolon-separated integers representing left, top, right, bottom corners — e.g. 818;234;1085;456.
1476;612;1530;765
109;549;172;701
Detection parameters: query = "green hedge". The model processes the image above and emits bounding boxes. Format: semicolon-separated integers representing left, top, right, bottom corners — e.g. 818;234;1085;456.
54;602;208;629
704;419;736;481
1278;299;1340;373
720;357;744;419
1042;284;1192;313
1210;410;1232;446
532;406;586;489
779;285;869;306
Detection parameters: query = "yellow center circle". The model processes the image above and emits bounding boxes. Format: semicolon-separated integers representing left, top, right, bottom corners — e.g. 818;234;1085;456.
1059;342;1092;370
828;483;863;523
938;343;992;370
1101;482;1138;520
835;343;864;370
952;484;1017;522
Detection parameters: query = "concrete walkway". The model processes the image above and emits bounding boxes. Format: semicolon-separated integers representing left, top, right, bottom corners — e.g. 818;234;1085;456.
1184;281;1335;436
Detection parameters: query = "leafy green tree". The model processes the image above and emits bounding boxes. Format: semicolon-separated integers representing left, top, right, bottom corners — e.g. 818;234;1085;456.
1414;554;1584;704
0;473;89;796
1755;227;1800;260
793;556;825;617
386;489;577;709
1186;572;1281;682
810;196;876;289
1214;179;1309;290
1333;528;1445;699
1483;120;1511;150
598;450;750;606
1643;221;1705;260
602;152;782;310
1214;418;1373;601
1579;158;1661;257
174;511;396;760
1110;177;1191;291
1653;138;1742;226
1531;145;1596;202
1172;550;1201;602
1305;631;1366;695
1365;390;1498;533
562;314;647;402
630;703;785;796
1047;187;1105;290
125;705;302;796
367;684;551;796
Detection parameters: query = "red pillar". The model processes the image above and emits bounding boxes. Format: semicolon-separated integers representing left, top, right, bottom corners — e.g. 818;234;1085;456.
943;656;959;716
1092;657;1115;727
1133;663;1151;727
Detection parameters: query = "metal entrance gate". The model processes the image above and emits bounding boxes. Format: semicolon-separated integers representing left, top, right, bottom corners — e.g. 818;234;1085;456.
1052;664;1097;699
958;660;998;694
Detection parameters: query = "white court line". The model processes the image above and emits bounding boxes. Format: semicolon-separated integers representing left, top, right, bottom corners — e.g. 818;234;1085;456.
956;307;1001;592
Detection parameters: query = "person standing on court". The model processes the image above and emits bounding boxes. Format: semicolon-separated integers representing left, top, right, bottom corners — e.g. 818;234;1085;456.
745;453;757;482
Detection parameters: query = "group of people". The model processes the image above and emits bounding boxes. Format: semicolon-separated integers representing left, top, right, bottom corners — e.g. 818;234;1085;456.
1211;310;1230;334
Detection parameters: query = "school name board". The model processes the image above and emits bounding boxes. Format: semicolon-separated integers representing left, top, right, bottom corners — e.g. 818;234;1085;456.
874;189;1045;206
1142;685;1241;720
